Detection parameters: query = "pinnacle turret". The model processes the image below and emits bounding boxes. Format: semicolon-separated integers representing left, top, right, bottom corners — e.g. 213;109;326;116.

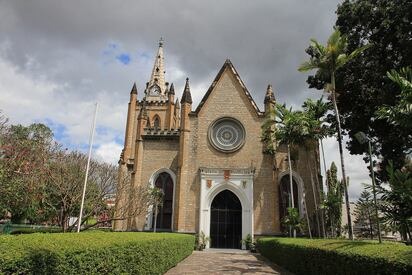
169;83;175;95
180;78;193;104
131;82;137;94
264;84;275;103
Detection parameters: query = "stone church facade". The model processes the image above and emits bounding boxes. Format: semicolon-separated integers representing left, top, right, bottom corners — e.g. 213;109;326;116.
114;41;321;248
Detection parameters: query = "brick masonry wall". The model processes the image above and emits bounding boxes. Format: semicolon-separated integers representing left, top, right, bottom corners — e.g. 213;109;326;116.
178;67;279;234
116;65;321;235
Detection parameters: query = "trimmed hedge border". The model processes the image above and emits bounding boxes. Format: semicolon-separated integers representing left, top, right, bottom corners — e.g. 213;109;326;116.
257;237;412;275
0;232;194;274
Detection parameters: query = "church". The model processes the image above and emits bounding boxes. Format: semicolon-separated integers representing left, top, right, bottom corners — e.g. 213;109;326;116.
114;40;321;249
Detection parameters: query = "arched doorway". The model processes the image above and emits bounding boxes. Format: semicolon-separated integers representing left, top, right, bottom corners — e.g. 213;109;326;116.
152;172;173;230
279;175;299;231
210;190;242;248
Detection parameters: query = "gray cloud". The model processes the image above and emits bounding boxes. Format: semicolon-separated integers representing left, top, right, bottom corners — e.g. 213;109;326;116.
1;0;371;199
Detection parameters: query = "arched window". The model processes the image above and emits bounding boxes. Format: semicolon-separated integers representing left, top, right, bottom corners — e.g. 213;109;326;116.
153;115;160;129
279;175;299;231
153;172;173;230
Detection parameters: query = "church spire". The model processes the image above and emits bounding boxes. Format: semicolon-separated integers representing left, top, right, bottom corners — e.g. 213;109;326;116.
147;38;166;96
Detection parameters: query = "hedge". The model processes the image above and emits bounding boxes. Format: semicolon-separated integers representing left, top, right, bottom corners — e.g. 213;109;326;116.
0;232;194;274
257;237;412;275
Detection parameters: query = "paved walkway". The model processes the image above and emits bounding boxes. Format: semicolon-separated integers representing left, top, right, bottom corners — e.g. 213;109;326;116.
166;249;292;274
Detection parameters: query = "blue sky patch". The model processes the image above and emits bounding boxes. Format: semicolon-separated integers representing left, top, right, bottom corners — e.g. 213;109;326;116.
116;53;131;65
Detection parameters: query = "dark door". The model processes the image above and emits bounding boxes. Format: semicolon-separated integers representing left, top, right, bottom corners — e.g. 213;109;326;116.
210;190;242;248
153;172;173;230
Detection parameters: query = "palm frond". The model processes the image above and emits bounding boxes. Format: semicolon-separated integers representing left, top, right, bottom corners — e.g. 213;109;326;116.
298;60;319;72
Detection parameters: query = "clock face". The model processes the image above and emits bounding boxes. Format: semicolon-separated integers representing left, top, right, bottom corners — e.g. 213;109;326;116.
150;86;160;96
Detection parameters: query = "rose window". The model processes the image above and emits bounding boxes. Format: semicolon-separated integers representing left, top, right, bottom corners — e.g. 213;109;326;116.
209;117;245;152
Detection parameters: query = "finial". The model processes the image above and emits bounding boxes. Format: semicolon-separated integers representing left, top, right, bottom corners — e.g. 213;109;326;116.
159;37;164;47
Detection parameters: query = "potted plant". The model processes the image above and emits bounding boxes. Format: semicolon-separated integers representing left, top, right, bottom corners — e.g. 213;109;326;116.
195;231;210;251
241;234;256;252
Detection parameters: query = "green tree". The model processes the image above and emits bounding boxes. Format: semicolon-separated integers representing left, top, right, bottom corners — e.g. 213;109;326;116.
377;161;412;242
354;189;378;239
322;162;344;238
263;103;311;237
377;67;412;143
308;0;412;179
282;207;305;235
299;29;371;240
302;97;332;237
149;187;164;233
0;122;55;223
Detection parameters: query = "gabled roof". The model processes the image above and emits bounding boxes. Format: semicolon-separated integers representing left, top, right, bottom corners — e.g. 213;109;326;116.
193;59;264;116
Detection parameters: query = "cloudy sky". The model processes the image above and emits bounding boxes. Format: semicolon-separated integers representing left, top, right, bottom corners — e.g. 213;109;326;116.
0;0;371;200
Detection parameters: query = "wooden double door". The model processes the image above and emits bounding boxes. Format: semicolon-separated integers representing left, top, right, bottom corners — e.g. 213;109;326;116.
210;190;242;249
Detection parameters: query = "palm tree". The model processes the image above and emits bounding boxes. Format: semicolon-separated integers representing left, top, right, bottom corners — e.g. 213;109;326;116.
298;29;371;240
302;97;332;237
265;103;311;237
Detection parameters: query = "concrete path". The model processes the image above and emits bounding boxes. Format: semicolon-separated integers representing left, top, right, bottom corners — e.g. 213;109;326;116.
166;249;292;274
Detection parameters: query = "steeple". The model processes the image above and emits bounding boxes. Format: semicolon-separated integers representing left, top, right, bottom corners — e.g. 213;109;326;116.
181;78;193;104
146;38;166;98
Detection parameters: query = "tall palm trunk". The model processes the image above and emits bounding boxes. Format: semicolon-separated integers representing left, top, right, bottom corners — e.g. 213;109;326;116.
320;139;328;191
287;144;296;238
309;163;321;237
331;72;353;240
302;190;312;239
313;146;326;238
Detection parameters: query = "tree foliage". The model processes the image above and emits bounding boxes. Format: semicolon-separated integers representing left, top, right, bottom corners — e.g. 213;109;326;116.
307;0;412;178
0;111;149;230
377;161;412;242
322;162;344;237
377;67;412;145
354;188;378;239
299;28;371;240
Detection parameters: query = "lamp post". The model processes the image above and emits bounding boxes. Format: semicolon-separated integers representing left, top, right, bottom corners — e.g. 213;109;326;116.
354;131;382;243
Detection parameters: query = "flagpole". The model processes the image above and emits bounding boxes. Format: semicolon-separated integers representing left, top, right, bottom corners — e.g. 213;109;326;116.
77;102;98;233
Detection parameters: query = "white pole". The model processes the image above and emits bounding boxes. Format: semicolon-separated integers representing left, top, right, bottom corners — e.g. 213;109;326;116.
77;103;98;233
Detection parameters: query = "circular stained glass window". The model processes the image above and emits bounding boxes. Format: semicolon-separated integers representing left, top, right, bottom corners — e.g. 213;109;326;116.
208;117;245;153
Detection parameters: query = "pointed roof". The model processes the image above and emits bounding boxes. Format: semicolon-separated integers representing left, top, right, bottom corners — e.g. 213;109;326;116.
181;78;193;104
193;59;263;116
130;82;137;94
147;38;166;94
169;83;175;95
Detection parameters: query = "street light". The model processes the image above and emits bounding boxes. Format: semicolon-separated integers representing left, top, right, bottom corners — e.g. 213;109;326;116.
354;131;382;243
